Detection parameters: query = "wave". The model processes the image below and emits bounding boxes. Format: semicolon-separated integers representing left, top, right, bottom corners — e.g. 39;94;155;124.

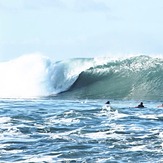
64;55;163;100
0;54;162;100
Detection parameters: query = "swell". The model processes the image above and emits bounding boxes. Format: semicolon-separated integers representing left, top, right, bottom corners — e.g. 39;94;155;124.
0;54;162;100
63;55;163;100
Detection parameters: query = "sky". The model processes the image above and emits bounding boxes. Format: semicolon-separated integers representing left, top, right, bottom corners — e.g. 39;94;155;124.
0;0;163;61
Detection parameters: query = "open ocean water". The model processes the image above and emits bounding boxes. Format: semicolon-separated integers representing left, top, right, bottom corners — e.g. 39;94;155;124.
0;99;163;163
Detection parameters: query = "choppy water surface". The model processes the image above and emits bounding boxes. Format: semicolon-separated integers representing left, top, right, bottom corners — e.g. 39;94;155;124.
0;99;163;162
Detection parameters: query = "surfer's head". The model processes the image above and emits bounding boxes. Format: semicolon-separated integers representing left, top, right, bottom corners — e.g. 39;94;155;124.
105;101;110;104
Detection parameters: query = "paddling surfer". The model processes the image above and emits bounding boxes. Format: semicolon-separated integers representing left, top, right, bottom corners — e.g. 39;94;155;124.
104;101;116;111
135;102;145;108
105;101;110;107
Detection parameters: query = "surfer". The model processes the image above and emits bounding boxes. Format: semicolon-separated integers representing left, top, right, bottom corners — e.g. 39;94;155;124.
135;102;145;108
105;101;110;106
102;101;111;110
104;101;116;112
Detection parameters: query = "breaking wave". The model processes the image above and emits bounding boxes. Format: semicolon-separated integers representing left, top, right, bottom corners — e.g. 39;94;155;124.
0;54;162;100
68;55;163;100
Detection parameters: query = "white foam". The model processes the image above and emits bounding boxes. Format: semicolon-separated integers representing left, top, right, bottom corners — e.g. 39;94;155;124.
47;117;80;125
21;155;56;163
128;145;147;152
0;117;11;123
0;54;98;98
1;55;112;99
0;54;49;98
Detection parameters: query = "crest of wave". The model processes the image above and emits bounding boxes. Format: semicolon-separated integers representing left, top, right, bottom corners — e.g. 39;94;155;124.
0;54;100;98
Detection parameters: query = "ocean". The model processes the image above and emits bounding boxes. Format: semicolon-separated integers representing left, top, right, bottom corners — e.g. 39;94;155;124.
0;54;163;162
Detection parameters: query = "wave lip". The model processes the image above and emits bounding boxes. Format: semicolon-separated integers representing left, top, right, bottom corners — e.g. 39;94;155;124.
67;55;163;100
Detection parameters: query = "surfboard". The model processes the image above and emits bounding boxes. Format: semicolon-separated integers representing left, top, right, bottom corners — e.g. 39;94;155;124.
102;104;116;112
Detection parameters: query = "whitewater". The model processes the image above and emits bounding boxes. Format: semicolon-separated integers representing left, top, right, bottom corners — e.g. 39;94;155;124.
0;54;105;98
1;99;163;162
0;54;162;100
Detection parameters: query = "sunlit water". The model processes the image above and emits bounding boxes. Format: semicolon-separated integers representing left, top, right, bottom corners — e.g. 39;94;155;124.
0;99;163;162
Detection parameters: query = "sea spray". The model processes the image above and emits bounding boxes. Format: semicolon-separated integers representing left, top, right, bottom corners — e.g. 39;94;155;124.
0;54;50;98
0;54;98;98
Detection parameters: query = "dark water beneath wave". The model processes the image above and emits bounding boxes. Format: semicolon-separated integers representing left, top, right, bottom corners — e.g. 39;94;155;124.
0;99;163;162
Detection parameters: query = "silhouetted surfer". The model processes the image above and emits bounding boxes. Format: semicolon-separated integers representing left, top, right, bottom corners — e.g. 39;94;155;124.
103;101;116;112
135;102;145;108
105;101;110;106
102;101;111;110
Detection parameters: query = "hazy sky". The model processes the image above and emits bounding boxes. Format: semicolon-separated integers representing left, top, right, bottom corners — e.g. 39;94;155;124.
0;0;163;61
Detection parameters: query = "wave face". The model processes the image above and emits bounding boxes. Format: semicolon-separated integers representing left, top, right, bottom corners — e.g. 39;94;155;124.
0;54;163;100
66;55;163;100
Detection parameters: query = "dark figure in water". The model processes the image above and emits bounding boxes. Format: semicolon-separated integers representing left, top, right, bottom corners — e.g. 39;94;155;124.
105;101;110;104
104;101;116;111
136;102;145;108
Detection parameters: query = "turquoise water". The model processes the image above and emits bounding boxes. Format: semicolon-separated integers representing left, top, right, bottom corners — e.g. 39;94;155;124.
0;99;163;162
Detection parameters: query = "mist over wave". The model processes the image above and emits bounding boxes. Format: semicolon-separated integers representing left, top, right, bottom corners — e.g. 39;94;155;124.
0;54;100;98
0;54;162;100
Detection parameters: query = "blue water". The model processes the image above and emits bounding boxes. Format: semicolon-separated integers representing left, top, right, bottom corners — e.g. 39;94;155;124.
0;99;163;162
0;54;163;162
